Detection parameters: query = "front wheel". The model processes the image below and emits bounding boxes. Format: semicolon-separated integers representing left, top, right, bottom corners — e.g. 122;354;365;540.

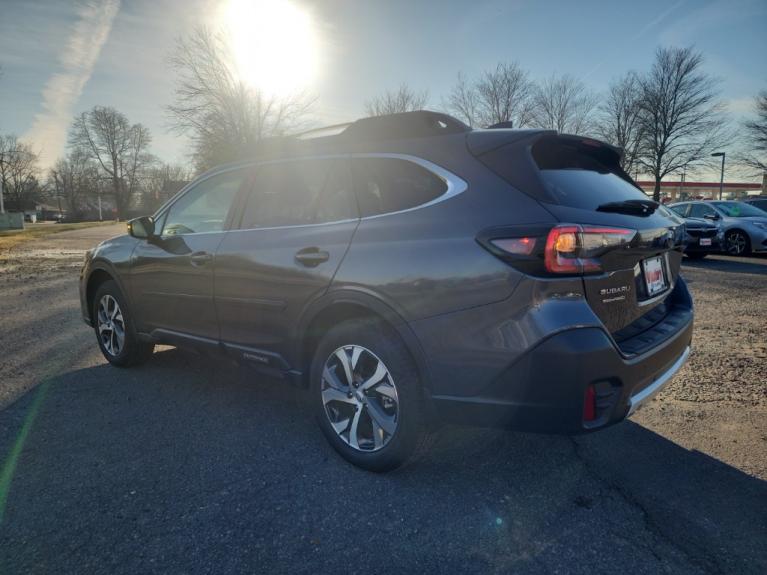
92;280;154;367
311;319;429;472
726;230;751;256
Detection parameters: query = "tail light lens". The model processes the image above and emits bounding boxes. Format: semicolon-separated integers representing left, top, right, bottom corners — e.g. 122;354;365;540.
478;224;636;276
544;225;636;274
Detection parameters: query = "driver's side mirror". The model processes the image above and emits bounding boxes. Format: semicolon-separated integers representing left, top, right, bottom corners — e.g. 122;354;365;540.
703;213;720;221
127;215;156;239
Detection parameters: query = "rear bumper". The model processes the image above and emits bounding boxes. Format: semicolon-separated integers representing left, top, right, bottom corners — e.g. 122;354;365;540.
429;318;692;433
413;277;694;434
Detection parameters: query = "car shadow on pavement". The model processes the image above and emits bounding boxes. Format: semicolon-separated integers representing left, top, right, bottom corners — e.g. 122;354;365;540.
1;347;765;575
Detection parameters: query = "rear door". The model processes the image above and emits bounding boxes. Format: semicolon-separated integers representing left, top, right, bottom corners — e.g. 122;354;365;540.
214;157;358;365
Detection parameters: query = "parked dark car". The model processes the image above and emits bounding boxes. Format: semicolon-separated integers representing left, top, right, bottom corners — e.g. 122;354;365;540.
668;200;767;256
80;111;693;471
666;208;723;259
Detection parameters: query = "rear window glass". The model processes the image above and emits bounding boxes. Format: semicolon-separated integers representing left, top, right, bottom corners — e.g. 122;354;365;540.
533;138;648;209
351;158;447;217
479;136;649;210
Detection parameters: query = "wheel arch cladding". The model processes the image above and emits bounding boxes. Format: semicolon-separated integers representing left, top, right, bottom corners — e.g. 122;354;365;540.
86;268;116;324
298;299;433;395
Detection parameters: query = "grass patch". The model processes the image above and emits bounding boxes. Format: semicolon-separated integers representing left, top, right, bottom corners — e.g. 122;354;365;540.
0;221;118;255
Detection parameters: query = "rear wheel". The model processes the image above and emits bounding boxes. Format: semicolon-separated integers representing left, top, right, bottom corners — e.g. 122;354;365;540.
311;319;429;472
726;230;750;256
92;280;154;367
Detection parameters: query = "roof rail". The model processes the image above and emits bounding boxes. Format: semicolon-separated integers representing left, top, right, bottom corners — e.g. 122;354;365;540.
487;121;514;129
342;110;470;141
295;122;353;140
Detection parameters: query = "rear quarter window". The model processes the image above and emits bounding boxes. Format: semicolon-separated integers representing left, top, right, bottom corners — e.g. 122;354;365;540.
351;157;447;217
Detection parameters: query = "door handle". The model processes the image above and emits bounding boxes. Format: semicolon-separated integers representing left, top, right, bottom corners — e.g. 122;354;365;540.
295;247;329;267
190;251;213;266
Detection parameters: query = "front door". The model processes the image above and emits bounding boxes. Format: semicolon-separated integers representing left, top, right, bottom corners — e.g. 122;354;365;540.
215;157;358;363
130;168;248;341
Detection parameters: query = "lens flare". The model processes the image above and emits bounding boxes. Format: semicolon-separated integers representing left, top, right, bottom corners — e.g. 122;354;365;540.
221;0;318;97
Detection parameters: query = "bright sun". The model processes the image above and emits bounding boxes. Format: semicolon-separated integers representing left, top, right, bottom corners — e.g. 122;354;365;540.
221;0;318;97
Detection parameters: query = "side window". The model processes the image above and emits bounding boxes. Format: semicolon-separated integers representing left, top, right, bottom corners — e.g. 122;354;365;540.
669;204;688;217
688;203;715;218
351;158;448;217
162;170;244;236
240;159;355;229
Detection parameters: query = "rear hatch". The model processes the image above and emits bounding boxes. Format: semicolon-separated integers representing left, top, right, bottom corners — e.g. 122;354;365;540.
470;132;687;338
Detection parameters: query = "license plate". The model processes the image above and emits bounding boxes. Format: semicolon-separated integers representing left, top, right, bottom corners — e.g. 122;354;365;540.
699;238;712;246
643;256;667;296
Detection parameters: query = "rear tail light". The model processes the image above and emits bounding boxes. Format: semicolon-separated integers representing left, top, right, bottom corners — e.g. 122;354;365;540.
479;223;636;277
544;225;636;274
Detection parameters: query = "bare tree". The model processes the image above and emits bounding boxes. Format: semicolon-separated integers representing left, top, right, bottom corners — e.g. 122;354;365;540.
637;46;726;202
598;72;645;176
444;63;534;128
0;135;41;211
443;73;479;127
476;62;534;128
141;162;192;210
740;90;767;173
168;27;314;173
48;148;100;219
69;106;154;219
364;84;428;116
530;74;600;135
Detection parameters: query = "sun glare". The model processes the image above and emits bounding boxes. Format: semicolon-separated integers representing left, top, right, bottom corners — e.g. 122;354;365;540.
221;0;318;97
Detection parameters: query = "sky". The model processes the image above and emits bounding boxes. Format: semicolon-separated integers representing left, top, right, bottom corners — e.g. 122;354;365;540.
0;0;765;178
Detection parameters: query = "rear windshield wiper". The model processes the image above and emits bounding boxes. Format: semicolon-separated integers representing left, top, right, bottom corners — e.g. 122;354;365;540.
597;199;659;216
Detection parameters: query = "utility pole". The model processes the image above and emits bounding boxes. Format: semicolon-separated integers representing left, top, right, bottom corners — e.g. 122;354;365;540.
711;152;725;200
0;177;4;214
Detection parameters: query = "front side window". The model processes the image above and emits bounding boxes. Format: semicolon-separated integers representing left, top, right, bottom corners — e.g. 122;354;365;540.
669;204;688;217
351;157;447;217
162;170;245;236
240;159;355;229
688;203;716;219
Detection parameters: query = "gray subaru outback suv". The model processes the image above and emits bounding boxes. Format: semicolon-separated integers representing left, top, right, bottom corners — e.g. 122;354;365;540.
80;111;693;471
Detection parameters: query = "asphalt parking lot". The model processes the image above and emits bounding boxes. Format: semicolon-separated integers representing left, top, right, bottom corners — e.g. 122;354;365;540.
1;224;765;574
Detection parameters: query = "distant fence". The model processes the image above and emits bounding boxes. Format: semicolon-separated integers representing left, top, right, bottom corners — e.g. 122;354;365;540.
0;212;24;230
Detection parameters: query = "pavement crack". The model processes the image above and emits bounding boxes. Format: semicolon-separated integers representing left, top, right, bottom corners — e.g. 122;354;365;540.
569;437;726;575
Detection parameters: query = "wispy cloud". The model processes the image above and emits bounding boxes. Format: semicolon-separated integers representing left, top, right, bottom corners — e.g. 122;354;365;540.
582;0;685;80
23;0;120;169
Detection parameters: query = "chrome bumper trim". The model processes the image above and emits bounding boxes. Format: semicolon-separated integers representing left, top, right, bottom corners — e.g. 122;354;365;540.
628;346;691;416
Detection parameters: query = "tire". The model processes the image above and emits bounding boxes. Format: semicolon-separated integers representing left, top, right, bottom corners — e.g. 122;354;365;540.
92;280;154;367
310;318;429;472
726;230;751;256
685;252;707;260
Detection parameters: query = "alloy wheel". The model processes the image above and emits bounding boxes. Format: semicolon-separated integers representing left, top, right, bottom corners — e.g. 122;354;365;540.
321;345;399;452
726;231;747;256
97;294;125;357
